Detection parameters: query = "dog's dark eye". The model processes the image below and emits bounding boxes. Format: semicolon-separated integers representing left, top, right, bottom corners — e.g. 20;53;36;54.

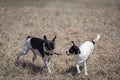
51;44;55;49
45;43;49;47
48;42;55;49
69;49;73;53
74;46;78;50
45;43;50;49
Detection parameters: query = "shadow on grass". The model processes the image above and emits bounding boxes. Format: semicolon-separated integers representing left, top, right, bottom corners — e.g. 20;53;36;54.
65;66;83;76
14;60;43;75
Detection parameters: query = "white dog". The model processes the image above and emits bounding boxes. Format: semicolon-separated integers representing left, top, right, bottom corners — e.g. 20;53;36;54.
66;34;100;75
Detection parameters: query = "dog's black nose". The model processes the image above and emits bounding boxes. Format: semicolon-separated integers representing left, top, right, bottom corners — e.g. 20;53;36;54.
66;51;70;56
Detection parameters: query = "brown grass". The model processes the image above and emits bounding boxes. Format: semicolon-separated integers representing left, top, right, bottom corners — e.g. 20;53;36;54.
0;0;120;80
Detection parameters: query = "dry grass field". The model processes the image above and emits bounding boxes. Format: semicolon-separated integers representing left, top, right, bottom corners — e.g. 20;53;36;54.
0;0;120;80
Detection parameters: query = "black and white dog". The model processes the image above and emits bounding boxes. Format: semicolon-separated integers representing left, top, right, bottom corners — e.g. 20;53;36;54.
66;34;100;75
16;35;58;73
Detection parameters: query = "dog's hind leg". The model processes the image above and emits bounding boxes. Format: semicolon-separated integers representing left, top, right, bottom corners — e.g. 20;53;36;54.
16;48;30;63
16;40;31;63
32;53;36;63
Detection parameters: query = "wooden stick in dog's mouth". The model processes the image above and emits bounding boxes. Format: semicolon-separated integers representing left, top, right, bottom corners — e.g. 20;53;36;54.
54;52;62;55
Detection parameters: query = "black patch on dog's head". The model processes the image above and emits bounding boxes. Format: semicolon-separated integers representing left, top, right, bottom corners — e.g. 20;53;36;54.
43;35;56;55
66;41;80;55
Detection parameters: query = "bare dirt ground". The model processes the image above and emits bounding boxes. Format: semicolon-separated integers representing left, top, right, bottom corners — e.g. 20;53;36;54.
0;0;120;80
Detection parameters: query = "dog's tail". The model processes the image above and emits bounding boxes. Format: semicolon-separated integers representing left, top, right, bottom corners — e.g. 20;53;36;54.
26;36;31;40
92;34;100;44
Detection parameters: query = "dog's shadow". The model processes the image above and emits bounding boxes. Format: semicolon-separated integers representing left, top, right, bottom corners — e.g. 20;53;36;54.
65;66;83;76
15;61;43;75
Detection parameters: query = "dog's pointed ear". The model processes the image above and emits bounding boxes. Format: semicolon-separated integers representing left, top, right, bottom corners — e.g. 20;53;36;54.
44;35;47;41
71;41;75;45
53;35;57;42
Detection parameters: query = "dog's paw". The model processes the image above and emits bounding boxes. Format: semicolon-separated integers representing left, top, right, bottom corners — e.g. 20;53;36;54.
48;70;51;73
78;71;81;74
85;73;89;76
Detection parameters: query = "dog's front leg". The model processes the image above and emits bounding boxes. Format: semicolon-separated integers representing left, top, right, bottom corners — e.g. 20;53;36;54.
84;61;88;75
46;62;51;73
43;57;51;73
47;57;51;66
76;64;81;73
75;60;83;73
